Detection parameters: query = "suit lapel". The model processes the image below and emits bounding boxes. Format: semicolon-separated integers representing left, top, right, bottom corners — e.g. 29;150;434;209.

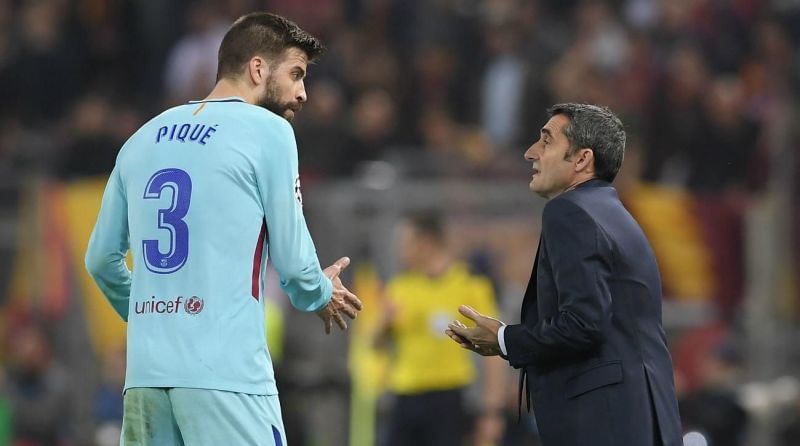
517;237;541;419
520;238;541;323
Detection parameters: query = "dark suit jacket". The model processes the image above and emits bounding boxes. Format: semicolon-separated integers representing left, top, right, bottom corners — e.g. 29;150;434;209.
504;179;682;446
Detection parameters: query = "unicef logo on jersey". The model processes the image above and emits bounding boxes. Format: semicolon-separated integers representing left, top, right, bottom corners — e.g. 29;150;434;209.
184;296;204;315
133;295;205;316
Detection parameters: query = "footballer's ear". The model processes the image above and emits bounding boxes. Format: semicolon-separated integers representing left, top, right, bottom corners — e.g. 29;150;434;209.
248;56;269;86
574;148;595;173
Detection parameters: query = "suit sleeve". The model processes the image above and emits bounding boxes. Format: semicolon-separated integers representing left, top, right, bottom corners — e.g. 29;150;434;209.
85;166;132;321
256;119;332;312
504;198;614;368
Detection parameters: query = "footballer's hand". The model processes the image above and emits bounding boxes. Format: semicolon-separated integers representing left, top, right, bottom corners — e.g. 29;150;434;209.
446;305;504;356
317;257;363;334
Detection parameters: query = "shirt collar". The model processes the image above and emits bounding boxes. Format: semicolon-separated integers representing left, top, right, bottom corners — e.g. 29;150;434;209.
188;97;246;104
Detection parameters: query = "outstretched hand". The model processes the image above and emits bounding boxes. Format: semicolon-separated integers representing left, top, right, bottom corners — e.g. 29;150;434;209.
446;305;504;356
317;257;363;334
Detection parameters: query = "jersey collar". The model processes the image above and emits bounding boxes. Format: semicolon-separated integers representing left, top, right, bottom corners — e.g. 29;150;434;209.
188;97;246;104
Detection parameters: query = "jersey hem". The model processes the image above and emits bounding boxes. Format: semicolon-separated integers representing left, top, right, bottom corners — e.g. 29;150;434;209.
124;380;279;396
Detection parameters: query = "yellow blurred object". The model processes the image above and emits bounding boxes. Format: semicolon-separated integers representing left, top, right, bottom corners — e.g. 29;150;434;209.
384;263;498;394
625;183;714;300
7;178;127;358
8;182;70;315
348;261;388;446
62;177;128;356
264;298;285;363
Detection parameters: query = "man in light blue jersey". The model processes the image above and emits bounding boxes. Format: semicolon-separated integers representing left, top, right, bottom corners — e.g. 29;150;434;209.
85;12;362;445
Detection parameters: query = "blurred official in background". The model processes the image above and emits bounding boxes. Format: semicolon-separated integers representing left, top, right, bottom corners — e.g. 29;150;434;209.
448;103;682;446
375;212;505;446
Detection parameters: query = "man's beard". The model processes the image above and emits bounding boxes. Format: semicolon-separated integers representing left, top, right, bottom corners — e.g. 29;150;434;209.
257;76;299;122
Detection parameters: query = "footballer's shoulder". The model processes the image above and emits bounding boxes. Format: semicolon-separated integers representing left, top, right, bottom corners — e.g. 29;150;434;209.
130;105;189;135
245;105;293;130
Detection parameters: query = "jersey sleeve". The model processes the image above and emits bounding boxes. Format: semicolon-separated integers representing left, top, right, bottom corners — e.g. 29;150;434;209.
256;119;332;312
85;165;132;321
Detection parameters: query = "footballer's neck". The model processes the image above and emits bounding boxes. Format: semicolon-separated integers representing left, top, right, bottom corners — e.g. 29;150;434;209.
204;78;257;105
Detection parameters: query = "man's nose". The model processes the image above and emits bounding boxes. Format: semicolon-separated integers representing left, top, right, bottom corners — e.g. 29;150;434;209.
296;82;307;103
524;143;539;161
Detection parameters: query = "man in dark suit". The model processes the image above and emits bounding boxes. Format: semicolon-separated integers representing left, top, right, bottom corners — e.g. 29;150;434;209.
447;103;683;446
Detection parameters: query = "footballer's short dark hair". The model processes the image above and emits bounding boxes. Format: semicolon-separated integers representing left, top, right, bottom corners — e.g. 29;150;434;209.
216;12;325;81
547;103;626;183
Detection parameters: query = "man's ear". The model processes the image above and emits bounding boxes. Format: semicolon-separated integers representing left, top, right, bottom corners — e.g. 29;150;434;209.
574;148;595;173
248;57;269;86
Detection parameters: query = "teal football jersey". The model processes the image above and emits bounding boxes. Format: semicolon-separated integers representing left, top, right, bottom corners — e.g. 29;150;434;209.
85;97;333;395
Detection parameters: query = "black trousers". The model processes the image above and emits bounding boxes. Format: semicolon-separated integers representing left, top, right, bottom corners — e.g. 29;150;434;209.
387;387;467;446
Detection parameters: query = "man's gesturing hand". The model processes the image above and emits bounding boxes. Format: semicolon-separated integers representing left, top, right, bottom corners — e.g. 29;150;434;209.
317;257;363;334
446;305;504;356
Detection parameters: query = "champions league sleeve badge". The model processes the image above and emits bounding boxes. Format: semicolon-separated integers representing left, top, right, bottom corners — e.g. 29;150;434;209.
294;176;303;206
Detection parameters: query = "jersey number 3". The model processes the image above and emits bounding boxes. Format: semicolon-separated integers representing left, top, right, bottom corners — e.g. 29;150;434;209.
142;168;192;274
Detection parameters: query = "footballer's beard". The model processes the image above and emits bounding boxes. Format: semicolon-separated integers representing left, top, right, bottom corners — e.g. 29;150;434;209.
257;77;300;122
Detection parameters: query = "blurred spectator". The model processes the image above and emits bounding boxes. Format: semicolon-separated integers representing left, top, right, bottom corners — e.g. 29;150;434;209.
93;346;125;446
346;40;400;95
347;88;399;171
689;76;760;193
480;20;528;150
648;0;702;56
399;42;469;142
2;322;72;446
0;0;82;125
0;0;13;72
691;76;761;317
409;107;494;178
55;94;120;179
269;0;342;38
295;79;352;178
694;0;758;74
575;0;631;74
678;336;749;446
163;1;229;104
643;43;708;184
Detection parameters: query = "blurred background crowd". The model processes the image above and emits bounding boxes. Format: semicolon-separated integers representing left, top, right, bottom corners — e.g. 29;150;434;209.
0;0;798;445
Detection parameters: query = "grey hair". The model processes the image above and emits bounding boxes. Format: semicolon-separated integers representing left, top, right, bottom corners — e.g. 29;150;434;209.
547;103;626;182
